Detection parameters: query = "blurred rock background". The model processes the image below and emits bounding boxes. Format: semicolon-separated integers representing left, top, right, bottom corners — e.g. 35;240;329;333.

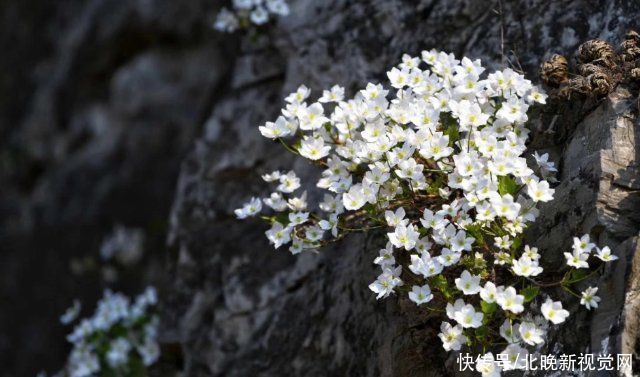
0;0;639;376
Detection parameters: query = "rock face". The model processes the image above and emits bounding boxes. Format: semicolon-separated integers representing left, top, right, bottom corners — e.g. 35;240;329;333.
0;0;227;375
165;1;640;376
2;0;640;376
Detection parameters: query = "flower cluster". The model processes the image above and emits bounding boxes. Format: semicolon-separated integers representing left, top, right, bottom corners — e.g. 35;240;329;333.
62;287;160;377
214;0;289;33
236;50;616;375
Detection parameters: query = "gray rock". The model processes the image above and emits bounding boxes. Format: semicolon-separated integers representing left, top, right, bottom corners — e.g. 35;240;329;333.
165;1;640;376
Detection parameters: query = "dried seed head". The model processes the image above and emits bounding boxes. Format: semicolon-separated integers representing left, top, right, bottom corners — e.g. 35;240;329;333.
577;63;605;77
621;30;640;62
540;54;569;87
625;30;640;44
622;46;640;61
567;77;594;95
588;72;613;95
577;39;618;68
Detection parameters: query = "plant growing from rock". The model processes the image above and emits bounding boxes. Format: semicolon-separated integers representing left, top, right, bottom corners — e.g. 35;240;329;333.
213;0;289;33
236;49;617;375
61;287;160;377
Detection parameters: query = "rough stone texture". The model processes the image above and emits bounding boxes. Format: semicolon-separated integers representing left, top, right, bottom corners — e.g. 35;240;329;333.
2;0;640;376
525;86;640;376
165;1;640;376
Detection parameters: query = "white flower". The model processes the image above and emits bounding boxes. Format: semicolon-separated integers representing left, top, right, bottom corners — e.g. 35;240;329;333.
409;252;443;278
527;87;548;104
512;256;543;277
564;250;589;269
384;207;407;227
234;197;262;219
300;102;329;130
496;287;524;314
261;170;282;182
419;133;453;160
342;184;366;210
369;267;403;299
263;192;288;211
446;298;465;320
259;116;292;138
249;6;270;25
265;0;289;16
387;67;410;88
455;270;481;295
285;212;307;227
438;322;467;351
493;235;512;249
265;222;292;248
276;171;301;193
298;136;331;160
106;338;132;368
285;85;310;104
499;344;528;370
213;8;239;33
68;347;100;377
319;84;345;103
527;180;554;202
60;300;82;325
523;245;540;260
541;298;570;324
595;246;618;262
232;0;252;9
533;151;557;180
457;100;489;130
437;248;461;266
395;158;424;182
387;224;420;251
318;213;339;237
449;230;475;252
580;286;601;310
480;282;502;304
499;319;520;343
373;243;396;268
496;98;527;123
451;301;483;328
476;352;501;377
519;321;545;345
305;225;325;242
572;234;595;254
490;194;521;221
408;284;434;305
137;337;160;366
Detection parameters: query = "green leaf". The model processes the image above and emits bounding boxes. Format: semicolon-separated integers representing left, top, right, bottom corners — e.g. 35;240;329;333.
427;174;445;195
511;236;523;252
444;124;459;147
564;269;590;284
465;224;485;247
431;275;452;300
475;326;488;340
431;275;448;289
480;300;497;315
439;113;460;146
498;175;518;196
522;286;540;303
273;213;290;226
